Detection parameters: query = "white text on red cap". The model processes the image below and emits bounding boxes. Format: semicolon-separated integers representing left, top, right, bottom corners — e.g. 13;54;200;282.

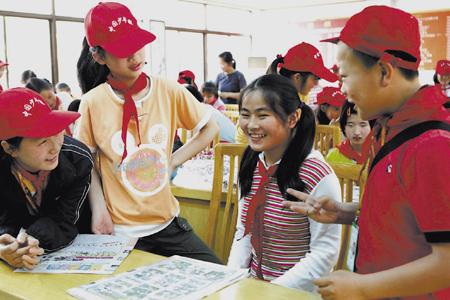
108;16;134;32
22;97;46;118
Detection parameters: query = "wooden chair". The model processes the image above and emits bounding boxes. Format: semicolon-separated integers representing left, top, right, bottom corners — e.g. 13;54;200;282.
314;125;342;157
328;162;367;270
206;143;247;263
224;110;240;125
225;104;239;112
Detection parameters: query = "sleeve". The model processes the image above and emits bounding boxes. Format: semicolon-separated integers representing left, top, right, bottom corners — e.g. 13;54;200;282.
26;154;93;252
238;72;247;90
0;207;21;238
271;173;342;292
73;97;97;152
227;198;253;269
173;83;210;132
402;134;450;243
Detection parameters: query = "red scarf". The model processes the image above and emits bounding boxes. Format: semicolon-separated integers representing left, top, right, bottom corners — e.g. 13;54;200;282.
107;72;148;163
336;138;370;164
13;162;50;208
244;160;278;279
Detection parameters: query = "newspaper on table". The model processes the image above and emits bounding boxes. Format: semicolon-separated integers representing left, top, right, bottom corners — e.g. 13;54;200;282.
67;255;249;300
15;234;137;274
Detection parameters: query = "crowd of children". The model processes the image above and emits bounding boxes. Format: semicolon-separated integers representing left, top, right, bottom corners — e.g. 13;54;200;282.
0;2;449;300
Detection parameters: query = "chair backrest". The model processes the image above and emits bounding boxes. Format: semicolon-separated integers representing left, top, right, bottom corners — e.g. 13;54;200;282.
224;110;240;125
314;125;342;157
225;104;239;112
328;162;367;270
206;143;247;263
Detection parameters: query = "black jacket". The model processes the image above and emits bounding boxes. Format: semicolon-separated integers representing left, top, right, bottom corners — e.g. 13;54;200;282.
0;136;93;252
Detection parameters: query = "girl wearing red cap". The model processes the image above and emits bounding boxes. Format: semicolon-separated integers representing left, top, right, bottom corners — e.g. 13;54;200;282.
228;74;341;291
0;88;93;269
75;2;220;264
284;5;450;300
315;86;346;125
326;101;372;165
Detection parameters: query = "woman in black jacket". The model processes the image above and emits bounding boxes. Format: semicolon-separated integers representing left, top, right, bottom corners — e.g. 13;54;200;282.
0;88;93;269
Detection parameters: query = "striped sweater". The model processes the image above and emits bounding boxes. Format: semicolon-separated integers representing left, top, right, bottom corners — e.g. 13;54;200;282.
228;150;342;291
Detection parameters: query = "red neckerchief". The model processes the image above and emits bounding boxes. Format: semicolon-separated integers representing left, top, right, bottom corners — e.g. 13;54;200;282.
244;160;278;279
370;85;449;156
208;96;219;106
107;72;148;163
337;138;370;164
13;162;50;208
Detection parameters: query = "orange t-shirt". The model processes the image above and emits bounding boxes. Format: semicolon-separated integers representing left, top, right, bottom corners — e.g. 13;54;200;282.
76;76;208;225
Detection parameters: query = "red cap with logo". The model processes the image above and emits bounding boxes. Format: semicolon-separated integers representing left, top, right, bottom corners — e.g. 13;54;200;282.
177;70;196;84
321;5;421;71
436;59;450;76
0;60;8;67
279;42;338;82
0;88;80;140
316;86;346;107
85;2;156;58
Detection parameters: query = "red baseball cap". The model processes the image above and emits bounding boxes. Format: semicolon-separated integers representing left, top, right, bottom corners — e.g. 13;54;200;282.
0;88;80;140
316;86;346;107
0;60;8;67
178;70;196;84
85;2;156;58
321;5;420;70
279;42;338;82
436;60;450;76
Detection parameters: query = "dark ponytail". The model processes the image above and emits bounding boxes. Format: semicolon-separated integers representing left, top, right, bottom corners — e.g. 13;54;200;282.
219;51;236;69
77;37;110;94
239;74;316;199
266;54;314;94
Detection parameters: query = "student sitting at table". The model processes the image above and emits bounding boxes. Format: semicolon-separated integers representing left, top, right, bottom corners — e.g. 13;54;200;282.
228;74;341;291
326;100;373;165
315;86;346;125
201;81;226;113
0;88;93;269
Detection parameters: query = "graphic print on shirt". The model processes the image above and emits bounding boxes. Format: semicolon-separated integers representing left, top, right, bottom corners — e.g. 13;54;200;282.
111;124;169;197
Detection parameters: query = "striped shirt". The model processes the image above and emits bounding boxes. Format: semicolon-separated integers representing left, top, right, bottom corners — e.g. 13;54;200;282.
241;155;334;281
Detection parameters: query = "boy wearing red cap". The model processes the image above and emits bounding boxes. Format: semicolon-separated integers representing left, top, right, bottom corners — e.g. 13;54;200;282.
284;5;450;300
435;59;450;99
75;2;220;264
177;70;197;89
0;88;93;269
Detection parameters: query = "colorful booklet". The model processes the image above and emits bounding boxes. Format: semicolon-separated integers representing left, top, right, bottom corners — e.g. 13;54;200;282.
67;255;249;300
15;234;137;274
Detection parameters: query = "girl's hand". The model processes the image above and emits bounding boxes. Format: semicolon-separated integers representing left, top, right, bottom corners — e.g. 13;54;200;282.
0;234;30;268
314;270;367;300
283;188;342;224
91;205;114;235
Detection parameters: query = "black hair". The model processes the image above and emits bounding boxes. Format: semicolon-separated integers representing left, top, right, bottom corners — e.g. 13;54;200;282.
77;37;110;94
67;99;81;112
316;105;332;125
185;85;203;103
56;82;71;93
433;73;440;85
21;70;36;84
352;49;419;81
238;74;316;200
0;137;23;161
201;81;219;98
219;51;236;69
267;55;315;93
339;100;375;136
25;77;53;93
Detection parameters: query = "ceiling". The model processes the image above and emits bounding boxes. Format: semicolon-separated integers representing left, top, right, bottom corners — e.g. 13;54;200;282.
182;0;365;11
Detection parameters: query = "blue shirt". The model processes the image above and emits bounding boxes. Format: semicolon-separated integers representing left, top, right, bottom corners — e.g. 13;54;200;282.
216;70;247;104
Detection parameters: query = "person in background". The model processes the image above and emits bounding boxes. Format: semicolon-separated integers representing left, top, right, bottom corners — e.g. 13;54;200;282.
0;88;93;269
20;70;36;86
56;82;75;110
315;86;346;125
435;59;450;99
216;51;247;105
25;78;62;111
284;5;450;299
177;70;197;89
228;74;341;292
201;81;226;113
326;101;372;164
0;60;9;93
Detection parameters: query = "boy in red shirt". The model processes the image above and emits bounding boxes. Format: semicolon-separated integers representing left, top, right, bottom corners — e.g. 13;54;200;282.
284;5;450;300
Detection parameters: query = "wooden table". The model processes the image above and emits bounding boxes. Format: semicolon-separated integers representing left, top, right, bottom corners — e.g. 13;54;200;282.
0;250;321;300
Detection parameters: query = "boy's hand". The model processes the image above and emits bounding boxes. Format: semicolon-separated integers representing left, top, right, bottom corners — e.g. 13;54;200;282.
283;189;342;224
314;270;367;300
